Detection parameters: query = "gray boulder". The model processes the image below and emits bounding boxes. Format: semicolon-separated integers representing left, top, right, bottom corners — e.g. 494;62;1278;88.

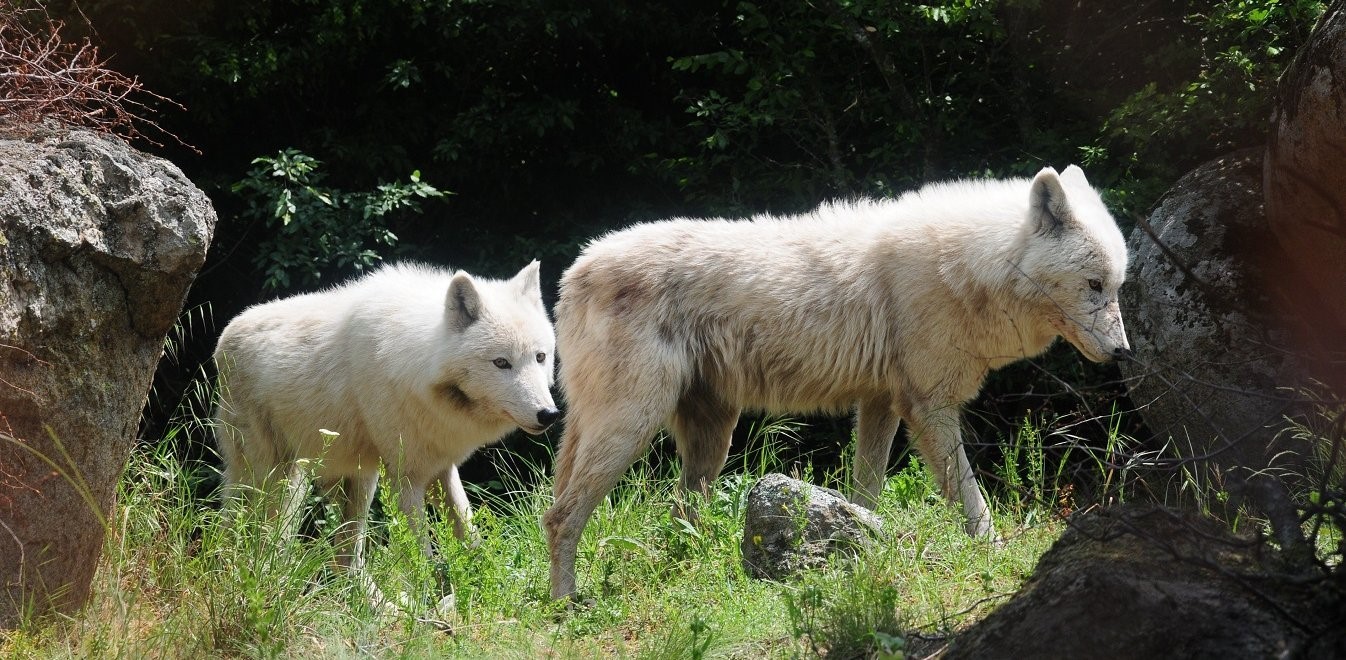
741;473;882;581
0;126;216;628
1118;149;1307;546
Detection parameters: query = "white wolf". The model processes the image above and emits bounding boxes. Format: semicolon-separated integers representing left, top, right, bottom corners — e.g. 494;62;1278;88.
214;261;559;569
544;165;1130;599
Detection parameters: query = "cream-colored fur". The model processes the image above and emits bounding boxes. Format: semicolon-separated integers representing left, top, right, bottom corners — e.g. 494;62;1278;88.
215;261;558;569
544;165;1129;599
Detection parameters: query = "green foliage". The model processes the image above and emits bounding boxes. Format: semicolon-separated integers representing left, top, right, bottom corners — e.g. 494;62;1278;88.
888;457;939;509
998;414;1071;523
785;575;907;659
59;441;360;657
1295;394;1346;559
1092;0;1325;219
41;400;1346;657
2;410;1076;656
51;0;1326;282
232;148;446;291
665;0;1030;213
12;3;1342;652
642;612;720;660
1124;0;1321;143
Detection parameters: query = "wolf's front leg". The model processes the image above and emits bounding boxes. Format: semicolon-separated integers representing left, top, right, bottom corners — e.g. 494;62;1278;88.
909;404;993;538
395;474;434;557
324;473;379;570
432;464;480;548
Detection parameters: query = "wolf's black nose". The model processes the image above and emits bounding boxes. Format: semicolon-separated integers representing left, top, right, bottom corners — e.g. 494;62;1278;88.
1112;346;1135;361
537;408;561;427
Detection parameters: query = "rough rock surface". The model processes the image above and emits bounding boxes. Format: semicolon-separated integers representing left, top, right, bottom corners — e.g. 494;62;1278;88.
740;473;882;581
1118;150;1307;537
1265;0;1346;394
946;504;1343;660
0;126;216;628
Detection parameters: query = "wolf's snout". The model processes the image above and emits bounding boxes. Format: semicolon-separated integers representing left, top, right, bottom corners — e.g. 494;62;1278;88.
1111;346;1134;362
537;408;561;428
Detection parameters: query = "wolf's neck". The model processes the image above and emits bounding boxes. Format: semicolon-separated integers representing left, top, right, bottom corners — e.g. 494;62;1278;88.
939;222;1057;362
937;218;1025;295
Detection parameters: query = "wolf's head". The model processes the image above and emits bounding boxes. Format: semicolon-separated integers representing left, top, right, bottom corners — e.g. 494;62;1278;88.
1015;165;1131;363
442;261;560;434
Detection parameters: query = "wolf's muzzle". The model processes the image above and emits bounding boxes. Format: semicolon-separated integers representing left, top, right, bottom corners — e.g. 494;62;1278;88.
537;408;562;428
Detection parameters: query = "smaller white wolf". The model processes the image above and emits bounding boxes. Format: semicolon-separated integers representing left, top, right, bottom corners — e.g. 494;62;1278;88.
545;165;1130;600
214;261;558;569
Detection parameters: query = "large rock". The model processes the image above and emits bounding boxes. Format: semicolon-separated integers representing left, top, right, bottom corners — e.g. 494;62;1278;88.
740;473;882;581
1265;0;1346;394
0;126;215;628
946;504;1343;660
1119;150;1307;545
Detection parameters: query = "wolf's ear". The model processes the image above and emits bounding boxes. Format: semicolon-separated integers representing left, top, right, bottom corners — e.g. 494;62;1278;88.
1028;167;1072;236
513;260;543;303
1060;164;1090;187
446;271;482;329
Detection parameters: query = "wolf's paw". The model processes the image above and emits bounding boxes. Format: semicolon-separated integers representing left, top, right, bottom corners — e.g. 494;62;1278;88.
370;586;457;634
413;593;458;634
548;592;597;621
365;581;403;616
460;530;484;552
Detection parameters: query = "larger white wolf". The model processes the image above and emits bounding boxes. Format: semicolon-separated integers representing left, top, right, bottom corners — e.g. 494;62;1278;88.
544;165;1130;599
215;261;559;568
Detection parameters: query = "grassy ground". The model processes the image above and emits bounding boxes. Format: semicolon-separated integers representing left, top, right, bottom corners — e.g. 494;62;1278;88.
1;417;1080;660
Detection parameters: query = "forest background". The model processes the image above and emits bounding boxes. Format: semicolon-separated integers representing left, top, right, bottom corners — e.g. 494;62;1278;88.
33;0;1327;494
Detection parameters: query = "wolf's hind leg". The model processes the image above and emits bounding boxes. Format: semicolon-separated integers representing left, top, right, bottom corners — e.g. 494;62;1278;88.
853;398;902;511
669;384;739;521
544;406;665;600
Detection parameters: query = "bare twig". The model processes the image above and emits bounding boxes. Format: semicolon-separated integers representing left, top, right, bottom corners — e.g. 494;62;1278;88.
0;4;193;151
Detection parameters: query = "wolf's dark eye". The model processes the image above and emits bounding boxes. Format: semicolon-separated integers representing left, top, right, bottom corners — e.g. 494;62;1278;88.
493;358;512;369
1088;279;1103;293
536;352;546;363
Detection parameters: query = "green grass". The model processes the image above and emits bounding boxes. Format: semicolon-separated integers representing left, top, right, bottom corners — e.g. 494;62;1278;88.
7;309;1336;658
0;424;1070;659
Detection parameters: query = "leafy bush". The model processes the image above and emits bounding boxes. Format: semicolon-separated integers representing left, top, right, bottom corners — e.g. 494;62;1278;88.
1090;0;1325;218
232;148;446;291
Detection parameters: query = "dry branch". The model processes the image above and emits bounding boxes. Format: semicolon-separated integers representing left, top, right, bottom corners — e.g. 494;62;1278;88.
0;4;190;149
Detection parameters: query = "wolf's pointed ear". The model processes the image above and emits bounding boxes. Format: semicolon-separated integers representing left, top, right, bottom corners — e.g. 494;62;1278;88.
513;260;543;303
1029;167;1072;236
1060;164;1090;187
446;272;482;330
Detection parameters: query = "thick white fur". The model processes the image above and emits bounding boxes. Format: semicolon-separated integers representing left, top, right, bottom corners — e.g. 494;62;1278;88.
544;165;1129;599
215;261;557;569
